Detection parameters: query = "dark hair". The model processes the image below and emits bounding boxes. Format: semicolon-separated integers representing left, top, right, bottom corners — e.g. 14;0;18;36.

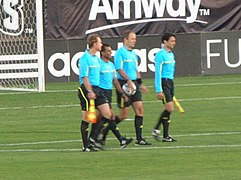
123;30;135;40
161;33;176;43
101;43;110;53
87;34;100;48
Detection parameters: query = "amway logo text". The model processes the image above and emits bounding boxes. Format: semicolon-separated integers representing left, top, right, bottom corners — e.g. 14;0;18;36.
87;0;207;34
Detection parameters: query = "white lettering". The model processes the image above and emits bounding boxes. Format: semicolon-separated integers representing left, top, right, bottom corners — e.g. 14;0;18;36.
186;0;201;23
89;0;113;20
0;0;24;35
134;49;147;72
207;39;241;69
117;42;123;49
71;52;84;75
3;0;19;30
206;39;221;69
224;39;241;68
47;43;158;77
142;0;165;18
89;0;201;23
166;0;185;18
48;53;71;77
148;48;160;72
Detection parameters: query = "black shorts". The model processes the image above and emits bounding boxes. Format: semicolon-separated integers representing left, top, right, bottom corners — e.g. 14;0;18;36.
100;88;112;109
78;84;108;111
162;78;174;104
116;80;142;108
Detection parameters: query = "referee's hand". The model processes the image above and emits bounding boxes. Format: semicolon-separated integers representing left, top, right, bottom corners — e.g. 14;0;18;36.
140;84;148;93
87;91;96;99
121;93;129;102
157;92;164;100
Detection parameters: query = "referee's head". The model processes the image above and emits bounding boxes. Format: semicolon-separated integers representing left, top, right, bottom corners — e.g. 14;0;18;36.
100;44;112;60
87;34;101;48
162;33;176;44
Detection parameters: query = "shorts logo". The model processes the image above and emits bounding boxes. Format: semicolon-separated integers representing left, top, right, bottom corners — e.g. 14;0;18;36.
0;0;24;36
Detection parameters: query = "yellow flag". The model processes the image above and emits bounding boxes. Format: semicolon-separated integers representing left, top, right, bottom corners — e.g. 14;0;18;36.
173;96;185;114
86;99;97;123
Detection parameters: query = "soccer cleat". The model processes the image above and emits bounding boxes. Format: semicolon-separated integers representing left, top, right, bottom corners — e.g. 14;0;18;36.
162;136;177;142
120;137;133;149
97;133;106;146
135;138;152;146
89;138;105;150
152;129;161;141
82;147;97;152
94;141;105;150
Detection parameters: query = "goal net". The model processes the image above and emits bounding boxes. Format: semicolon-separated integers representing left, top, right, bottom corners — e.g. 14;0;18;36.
0;0;45;92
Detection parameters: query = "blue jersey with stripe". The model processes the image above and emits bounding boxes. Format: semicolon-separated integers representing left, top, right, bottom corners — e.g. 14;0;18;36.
155;48;176;93
78;49;100;86
99;59;117;90
114;45;138;80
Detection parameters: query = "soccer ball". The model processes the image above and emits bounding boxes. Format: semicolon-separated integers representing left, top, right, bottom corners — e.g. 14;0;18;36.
122;82;136;96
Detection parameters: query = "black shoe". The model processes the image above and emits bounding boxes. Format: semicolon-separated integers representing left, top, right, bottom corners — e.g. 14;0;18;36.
89;138;105;150
135;138;152;146
162;136;177;142
120;137;133;149
82;147;97;152
152;129;161;141
97;133;106;146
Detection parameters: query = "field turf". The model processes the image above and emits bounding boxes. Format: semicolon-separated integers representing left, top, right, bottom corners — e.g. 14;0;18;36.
1;74;241;179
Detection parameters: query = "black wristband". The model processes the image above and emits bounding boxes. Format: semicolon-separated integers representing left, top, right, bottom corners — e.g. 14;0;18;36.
137;78;143;85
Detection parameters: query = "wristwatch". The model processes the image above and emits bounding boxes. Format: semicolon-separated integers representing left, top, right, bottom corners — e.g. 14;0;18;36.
87;89;92;93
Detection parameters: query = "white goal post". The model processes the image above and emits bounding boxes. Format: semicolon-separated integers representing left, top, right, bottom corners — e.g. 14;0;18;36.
0;0;45;92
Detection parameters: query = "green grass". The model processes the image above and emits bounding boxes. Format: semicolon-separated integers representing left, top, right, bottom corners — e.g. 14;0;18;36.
1;74;241;179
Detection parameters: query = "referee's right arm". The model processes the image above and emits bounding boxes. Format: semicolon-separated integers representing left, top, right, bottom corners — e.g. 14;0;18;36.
82;77;96;99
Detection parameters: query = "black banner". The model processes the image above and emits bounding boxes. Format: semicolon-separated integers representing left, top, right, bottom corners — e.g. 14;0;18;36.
201;31;241;75
44;31;241;83
45;0;241;39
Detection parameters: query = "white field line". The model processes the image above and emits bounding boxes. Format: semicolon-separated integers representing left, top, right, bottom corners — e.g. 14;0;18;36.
0;131;240;147
0;104;79;110
1;96;241;111
1;81;241;95
175;81;241;87
1;144;241;153
0;139;81;147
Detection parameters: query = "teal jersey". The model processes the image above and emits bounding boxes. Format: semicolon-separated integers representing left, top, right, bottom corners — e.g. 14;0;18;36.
78;49;100;86
114;45;138;80
155;48;176;93
99;59;117;90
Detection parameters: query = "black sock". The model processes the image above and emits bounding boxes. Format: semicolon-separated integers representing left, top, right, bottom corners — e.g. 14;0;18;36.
115;116;121;124
108;119;122;143
100;120;109;138
89;123;97;140
135;115;143;141
80;121;89;149
91;117;107;141
154;110;170;130
101;115;121;141
160;110;171;138
101;124;109;141
154;115;162;130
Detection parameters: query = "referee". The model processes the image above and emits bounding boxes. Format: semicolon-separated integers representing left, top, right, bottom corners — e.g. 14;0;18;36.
97;44;133;147
152;33;177;142
114;30;151;146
